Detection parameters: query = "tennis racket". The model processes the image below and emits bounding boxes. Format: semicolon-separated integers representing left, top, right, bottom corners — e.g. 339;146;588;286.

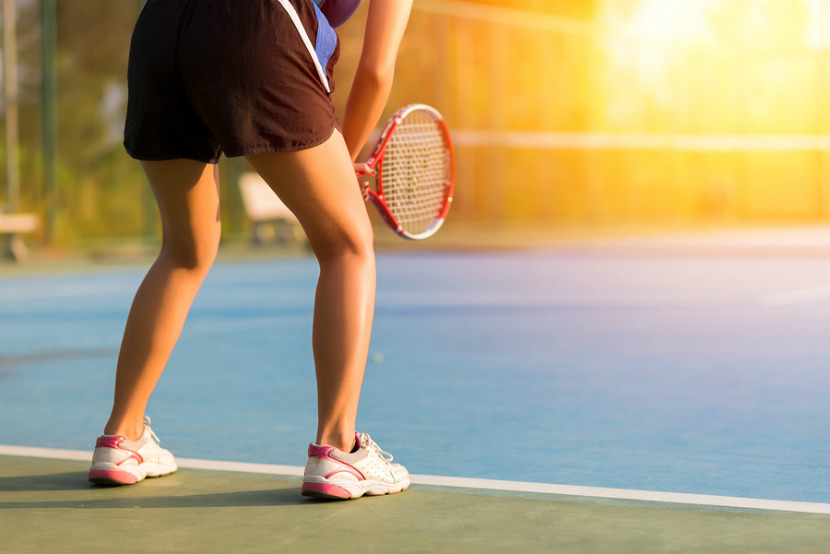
356;104;454;240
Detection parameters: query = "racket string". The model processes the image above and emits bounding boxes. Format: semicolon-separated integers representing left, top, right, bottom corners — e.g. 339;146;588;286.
380;111;451;236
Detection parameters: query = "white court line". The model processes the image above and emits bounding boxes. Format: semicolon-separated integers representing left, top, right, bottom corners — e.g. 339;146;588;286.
762;285;830;307
2;444;828;515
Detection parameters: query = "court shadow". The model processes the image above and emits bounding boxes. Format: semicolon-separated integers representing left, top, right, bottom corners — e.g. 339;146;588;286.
0;472;92;492
0;486;308;510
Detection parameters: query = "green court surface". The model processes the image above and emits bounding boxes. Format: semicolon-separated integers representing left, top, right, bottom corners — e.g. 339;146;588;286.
1;454;828;554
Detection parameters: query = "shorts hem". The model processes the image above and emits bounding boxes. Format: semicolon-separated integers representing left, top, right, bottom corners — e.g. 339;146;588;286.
223;124;338;158
124;124;338;163
124;149;221;164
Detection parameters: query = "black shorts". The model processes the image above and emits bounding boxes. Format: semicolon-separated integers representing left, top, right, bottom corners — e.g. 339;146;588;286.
124;0;341;164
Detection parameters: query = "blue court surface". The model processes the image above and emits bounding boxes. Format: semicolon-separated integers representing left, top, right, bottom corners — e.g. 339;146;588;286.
1;226;829;510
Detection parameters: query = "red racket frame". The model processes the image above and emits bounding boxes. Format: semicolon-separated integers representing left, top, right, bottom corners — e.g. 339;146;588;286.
356;104;455;240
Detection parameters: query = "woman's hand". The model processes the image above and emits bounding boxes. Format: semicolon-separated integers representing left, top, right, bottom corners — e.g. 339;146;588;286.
354;163;376;201
353;162;375;177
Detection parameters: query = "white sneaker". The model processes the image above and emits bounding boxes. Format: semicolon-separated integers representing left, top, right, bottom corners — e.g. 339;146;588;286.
302;432;410;499
88;417;177;485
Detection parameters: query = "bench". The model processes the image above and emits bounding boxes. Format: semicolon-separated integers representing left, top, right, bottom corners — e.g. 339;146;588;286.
237;172;304;246
0;211;39;262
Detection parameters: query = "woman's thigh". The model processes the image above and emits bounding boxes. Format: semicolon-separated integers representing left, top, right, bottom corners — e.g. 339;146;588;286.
245;130;373;259
140;159;222;267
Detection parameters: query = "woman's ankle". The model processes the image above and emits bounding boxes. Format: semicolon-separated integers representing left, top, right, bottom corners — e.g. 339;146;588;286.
103;416;145;441
316;430;357;452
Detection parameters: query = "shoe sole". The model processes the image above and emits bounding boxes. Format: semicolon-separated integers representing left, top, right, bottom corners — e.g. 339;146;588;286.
301;478;411;500
88;469;141;485
88;463;177;486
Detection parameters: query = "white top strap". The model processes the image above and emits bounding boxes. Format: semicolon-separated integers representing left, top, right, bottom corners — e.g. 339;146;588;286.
274;0;331;93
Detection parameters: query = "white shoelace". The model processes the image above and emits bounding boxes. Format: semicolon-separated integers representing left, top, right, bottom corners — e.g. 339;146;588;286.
361;433;394;463
143;416;161;446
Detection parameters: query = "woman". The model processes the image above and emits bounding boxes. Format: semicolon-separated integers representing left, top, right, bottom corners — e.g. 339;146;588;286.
87;0;413;500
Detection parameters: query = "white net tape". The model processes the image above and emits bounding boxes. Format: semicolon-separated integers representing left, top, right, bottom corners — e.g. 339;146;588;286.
380;110;451;237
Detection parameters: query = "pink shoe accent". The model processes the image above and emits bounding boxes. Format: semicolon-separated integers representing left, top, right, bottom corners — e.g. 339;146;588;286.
324;465;363;481
88;469;139;485
301;482;353;499
94;435;144;466
307;441;365;481
95;435;125;449
307;432;361;457
307;444;334;457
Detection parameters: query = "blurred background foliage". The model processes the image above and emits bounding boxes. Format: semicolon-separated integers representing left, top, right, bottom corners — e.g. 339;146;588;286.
1;0;829;249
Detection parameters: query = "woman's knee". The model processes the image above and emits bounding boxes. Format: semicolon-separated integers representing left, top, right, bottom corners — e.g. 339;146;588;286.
141;159;222;272
160;223;221;272
308;216;374;265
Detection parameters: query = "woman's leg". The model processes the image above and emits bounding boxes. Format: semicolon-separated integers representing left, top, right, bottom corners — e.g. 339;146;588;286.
103;159;221;440
246;131;374;453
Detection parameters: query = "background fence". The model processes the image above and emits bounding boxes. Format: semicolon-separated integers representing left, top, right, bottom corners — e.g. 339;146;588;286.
2;0;829;247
